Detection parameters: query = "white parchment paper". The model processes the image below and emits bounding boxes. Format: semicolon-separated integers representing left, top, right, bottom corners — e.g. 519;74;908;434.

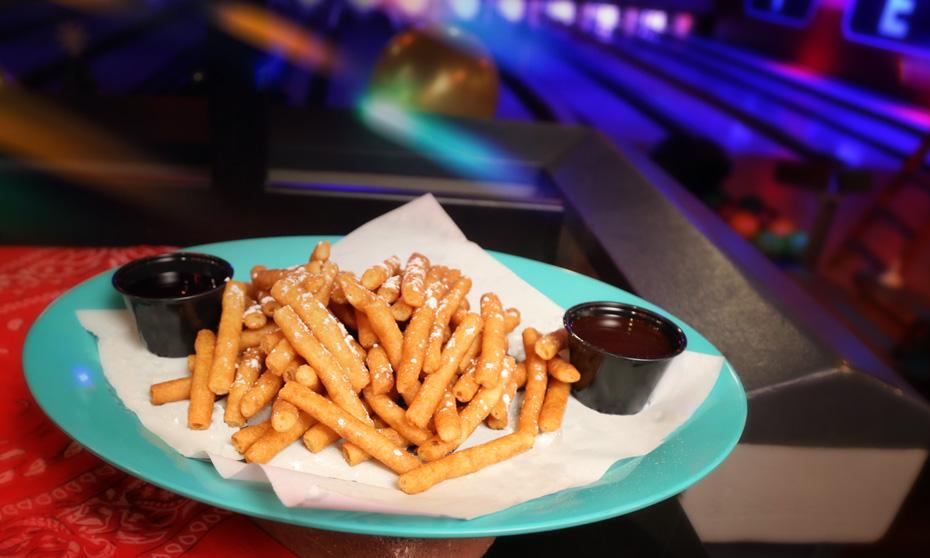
78;194;723;519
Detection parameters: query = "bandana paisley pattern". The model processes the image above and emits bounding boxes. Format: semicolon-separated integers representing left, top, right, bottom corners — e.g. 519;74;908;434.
0;247;294;558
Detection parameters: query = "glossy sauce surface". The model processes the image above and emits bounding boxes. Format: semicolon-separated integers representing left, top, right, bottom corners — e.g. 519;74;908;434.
570;314;675;359
126;272;221;298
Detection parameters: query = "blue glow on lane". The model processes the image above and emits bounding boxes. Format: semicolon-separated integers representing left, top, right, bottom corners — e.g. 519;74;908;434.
686;35;930;132
536;26;790;155
605;36;900;168
648;36;923;158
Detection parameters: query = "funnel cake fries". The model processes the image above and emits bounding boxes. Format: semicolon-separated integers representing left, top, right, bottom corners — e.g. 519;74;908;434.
150;377;191;406
423;277;472;373
519;328;549;434
362;255;401;291
395;269;446;400
224;347;262;426
406;312;483;429
310;240;330;262
401;252;430;307
475;293;506;388
535;328;568;361
188;329;216;430
208;281;247;395
271;277;369;392
148;243;582;493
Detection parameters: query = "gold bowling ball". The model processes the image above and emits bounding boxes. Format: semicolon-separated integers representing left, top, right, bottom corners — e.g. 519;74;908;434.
368;26;499;119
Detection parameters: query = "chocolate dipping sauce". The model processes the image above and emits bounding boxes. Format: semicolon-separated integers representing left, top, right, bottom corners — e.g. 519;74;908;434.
569;313;676;360
126;271;222;299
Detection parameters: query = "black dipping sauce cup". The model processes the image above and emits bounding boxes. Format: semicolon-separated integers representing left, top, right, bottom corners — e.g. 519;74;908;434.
112;253;233;357
564;301;687;415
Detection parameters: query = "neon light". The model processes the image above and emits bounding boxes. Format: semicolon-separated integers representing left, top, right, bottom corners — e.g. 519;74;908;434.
594;4;620;37
641;10;668;33
878;0;914;38
213;3;333;71
546;1;576;24
673;13;694;37
623;7;639;34
844;0;930;60
450;0;480;20
497;0;525;23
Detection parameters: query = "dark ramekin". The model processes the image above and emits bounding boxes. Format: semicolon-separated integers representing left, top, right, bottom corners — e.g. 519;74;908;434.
564;301;687;415
112;252;233;357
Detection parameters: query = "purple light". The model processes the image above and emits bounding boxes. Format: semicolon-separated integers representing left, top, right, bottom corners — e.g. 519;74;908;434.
594;4;620;37
623;7;639;34
546;0;576;24
498;0;526;23
673;13;694;38
641;10;668;34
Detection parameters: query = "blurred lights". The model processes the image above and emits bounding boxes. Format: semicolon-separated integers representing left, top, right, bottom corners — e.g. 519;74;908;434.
73;365;92;387
346;0;379;10
896;56;930;90
594;4;620;38
623;7;638;34
673;13;694;38
359;96;525;182
397;0;430;17
546;0;576;24
213;2;334;71
449;0;480;20
641;10;668;34
256;53;286;88
0;85;158;190
497;0;526;23
580;3;619;39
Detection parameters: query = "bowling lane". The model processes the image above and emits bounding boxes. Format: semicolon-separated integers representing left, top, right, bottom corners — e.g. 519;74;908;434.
474;22;667;149
646;35;927;162
525;24;791;157
685;35;930;135
598;33;901;169
495;80;536;121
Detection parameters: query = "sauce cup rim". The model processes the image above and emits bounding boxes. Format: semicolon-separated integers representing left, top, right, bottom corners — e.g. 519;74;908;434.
563;301;687;363
112;252;233;303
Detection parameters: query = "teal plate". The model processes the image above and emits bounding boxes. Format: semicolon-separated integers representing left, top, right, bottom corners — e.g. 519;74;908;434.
24;236;746;538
